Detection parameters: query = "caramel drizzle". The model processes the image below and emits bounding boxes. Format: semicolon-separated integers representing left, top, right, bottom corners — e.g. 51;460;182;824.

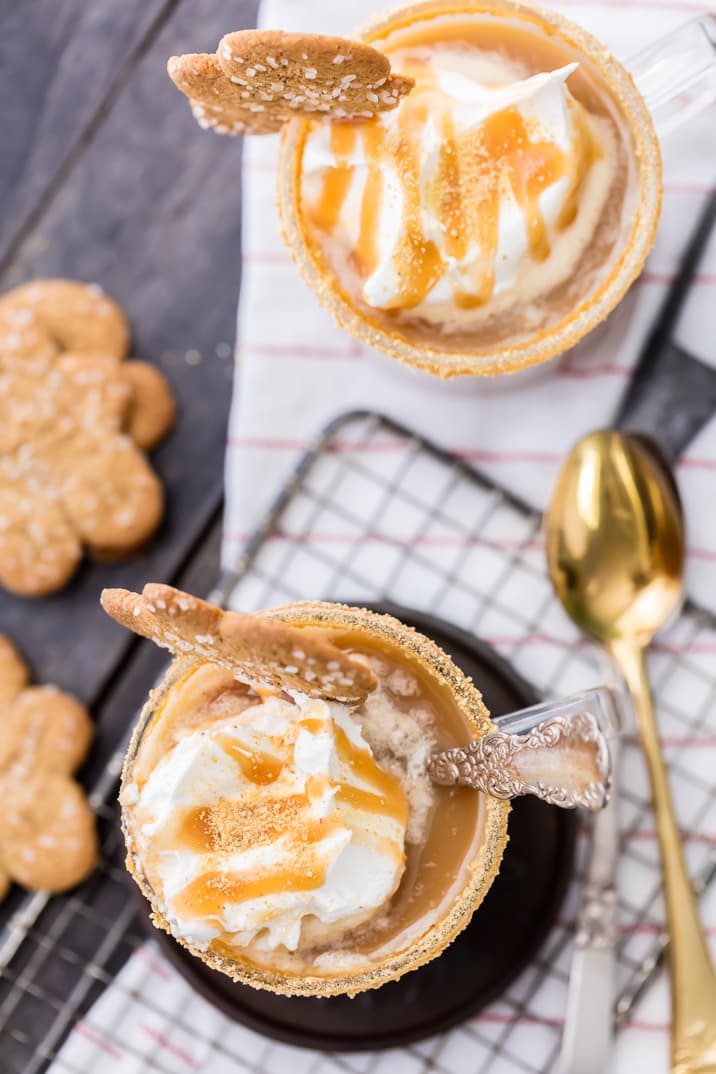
169;720;406;922
173;861;329;920
556;98;601;231
308;123;359;236
334;725;408;826
176;796;336;855
356;119;386;275
298;717;328;734
216;734;283;785
392;92;447;308
308;67;597;310
172;794;343;918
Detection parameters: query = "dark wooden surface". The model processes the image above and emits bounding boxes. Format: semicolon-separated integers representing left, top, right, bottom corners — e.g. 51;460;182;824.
0;515;225;1074
1;1;260;1065
0;0;258;705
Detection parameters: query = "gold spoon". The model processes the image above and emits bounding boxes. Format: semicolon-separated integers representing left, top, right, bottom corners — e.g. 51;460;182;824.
546;429;716;1074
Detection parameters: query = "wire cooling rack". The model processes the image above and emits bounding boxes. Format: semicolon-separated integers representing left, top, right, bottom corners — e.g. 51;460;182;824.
2;408;716;1074
219;409;716;1019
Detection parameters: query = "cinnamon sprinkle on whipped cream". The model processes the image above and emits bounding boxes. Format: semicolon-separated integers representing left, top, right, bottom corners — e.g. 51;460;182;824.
124;688;410;953
300;45;616;329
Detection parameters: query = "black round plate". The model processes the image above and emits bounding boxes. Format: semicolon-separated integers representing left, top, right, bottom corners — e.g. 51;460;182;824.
140;603;577;1051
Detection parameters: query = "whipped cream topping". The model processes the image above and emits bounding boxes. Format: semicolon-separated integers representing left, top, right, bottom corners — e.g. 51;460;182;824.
126;690;407;953
300;46;614;324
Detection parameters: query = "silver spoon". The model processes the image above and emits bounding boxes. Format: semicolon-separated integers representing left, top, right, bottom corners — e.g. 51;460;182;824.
428;686;621;810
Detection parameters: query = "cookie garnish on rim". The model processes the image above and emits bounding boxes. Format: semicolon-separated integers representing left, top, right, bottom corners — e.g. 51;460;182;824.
168;29;415;136
168;53;284;135
101;583;377;703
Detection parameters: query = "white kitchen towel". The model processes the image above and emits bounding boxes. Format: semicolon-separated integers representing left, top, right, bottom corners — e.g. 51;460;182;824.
48;1;716;1072
224;0;716;610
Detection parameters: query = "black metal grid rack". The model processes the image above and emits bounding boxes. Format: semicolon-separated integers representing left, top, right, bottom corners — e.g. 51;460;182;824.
2;409;716;1074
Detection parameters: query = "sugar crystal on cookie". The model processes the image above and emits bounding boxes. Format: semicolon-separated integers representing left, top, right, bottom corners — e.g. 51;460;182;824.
168;29;414;136
101;584;376;702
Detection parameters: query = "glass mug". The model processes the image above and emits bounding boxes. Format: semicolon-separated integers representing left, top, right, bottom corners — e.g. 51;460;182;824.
121;596;623;998
277;5;716;379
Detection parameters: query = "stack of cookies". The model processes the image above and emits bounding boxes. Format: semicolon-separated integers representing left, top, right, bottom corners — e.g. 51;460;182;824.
0;278;178;898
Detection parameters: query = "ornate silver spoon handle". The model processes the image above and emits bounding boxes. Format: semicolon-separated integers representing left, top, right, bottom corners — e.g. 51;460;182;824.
556;737;621;1074
428;687;623;811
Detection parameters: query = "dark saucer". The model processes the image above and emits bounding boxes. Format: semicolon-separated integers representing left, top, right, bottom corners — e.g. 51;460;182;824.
139;603;577;1051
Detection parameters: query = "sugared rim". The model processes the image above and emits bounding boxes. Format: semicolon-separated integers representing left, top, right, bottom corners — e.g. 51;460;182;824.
277;0;662;378
121;601;510;997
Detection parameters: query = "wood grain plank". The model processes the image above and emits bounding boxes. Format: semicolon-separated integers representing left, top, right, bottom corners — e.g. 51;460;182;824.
0;0;177;268
0;0;259;701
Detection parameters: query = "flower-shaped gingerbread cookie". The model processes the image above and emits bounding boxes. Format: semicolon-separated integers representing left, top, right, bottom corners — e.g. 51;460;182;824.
0;635;98;898
0;279;176;596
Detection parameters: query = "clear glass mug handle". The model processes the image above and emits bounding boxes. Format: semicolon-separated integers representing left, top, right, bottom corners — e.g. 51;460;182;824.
626;13;716;137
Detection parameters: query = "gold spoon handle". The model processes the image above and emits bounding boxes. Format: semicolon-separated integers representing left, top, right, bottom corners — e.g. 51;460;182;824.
612;639;716;1074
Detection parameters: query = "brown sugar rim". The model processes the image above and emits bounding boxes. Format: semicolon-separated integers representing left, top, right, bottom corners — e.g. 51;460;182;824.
277;0;662;378
121;601;510;998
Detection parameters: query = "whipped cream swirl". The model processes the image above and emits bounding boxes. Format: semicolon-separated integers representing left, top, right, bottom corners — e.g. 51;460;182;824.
301;52;612;321
126;691;407;952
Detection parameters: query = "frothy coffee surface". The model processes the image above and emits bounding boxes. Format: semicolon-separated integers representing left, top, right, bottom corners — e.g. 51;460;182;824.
296;17;635;352
124;632;485;975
